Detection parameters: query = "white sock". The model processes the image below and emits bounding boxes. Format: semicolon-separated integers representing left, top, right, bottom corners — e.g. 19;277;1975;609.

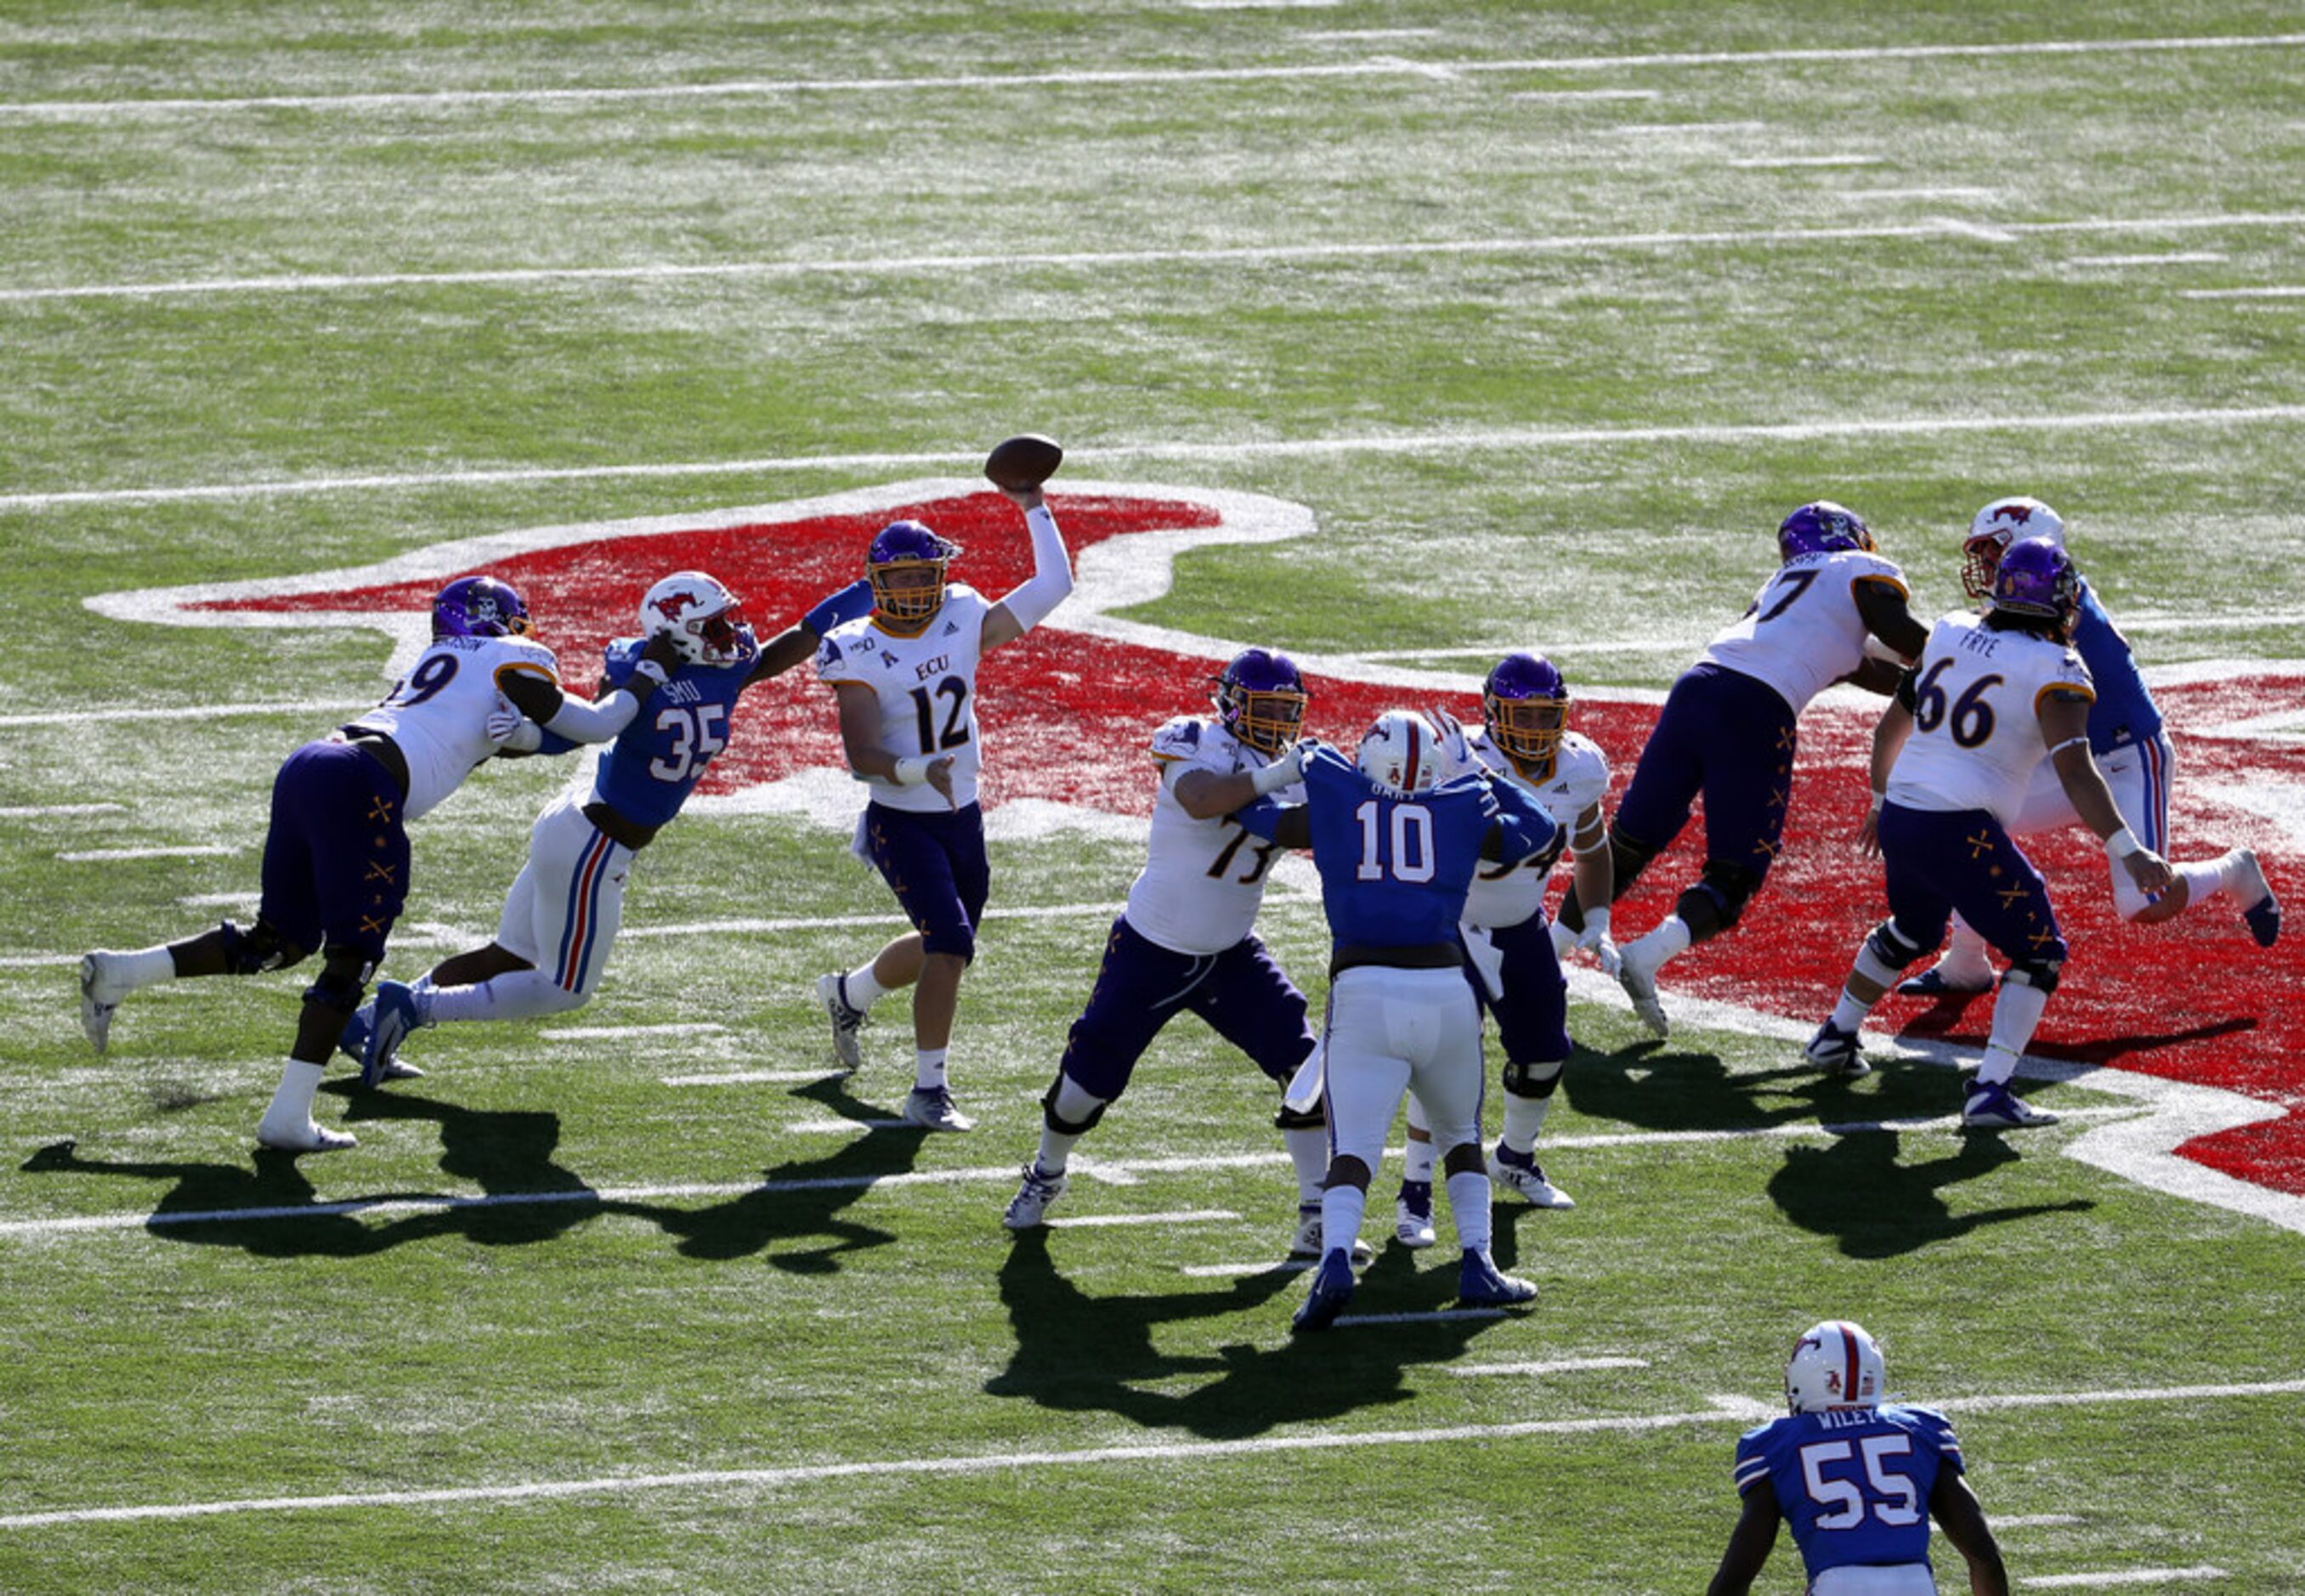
1638;915;1693;968
915;1046;949;1092
426;971;580;1024
1941;914;1994;976
1978;979;2052;1087
1445;1169;1493;1254
1282;1124;1329;1204
1829;988;1874;1033
258;1059;326;1135
112;946;178;991
2178;857;2237;910
1401;1133;1437;1186
1498;1090;1552;1156
1035;1126;1083;1176
1319;1184;1368;1259
844;963;890;1010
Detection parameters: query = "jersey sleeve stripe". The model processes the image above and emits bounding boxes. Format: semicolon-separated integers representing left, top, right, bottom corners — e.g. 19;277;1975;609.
2035;681;2097;714
494;661;558;689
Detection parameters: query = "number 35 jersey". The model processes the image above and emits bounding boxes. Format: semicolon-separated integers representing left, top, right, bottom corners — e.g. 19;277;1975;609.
344;632;561;821
1125;717;1304;956
813;586;992;814
590;635;756;829
1888;611;2094;823
1733;1404;1965;1581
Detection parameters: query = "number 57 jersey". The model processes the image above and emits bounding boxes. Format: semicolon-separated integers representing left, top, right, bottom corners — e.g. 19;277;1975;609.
1124;717;1301;956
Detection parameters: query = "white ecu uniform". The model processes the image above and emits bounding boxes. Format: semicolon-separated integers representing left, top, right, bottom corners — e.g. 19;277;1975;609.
1460;727;1609;999
814;585;993;822
1126;716;1304;955
1702;547;1911;713
343;633;560;820
1887;612;2094;822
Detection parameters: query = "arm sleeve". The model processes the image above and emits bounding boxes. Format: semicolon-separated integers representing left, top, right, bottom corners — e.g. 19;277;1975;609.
996;503;1073;632
539;686;648;744
1232;796;1311;849
804;579;876;638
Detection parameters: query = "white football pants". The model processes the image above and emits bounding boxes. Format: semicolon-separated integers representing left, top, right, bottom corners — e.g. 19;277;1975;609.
493;790;634;1005
1809;1563;1938;1595
1322;965;1486;1170
2004;732;2172;920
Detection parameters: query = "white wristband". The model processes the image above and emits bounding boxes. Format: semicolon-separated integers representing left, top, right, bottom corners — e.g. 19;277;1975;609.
2104;826;2142;860
892;756;931;787
631;658;670;688
1868;791;1884;815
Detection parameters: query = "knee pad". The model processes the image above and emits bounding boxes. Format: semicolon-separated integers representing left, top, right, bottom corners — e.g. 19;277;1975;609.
1865;919;1932;971
300;945;372;1012
2002;959;2062;997
1500;1056;1566;1100
1041;1074;1109;1137
1606;830;1660;899
1674;860;1762;942
1273;1101;1326;1132
220;919;305;976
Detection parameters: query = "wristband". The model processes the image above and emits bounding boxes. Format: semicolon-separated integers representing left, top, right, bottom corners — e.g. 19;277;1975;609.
892;756;931;786
2104;826;2142;860
631;658;670;688
1868;791;1884;815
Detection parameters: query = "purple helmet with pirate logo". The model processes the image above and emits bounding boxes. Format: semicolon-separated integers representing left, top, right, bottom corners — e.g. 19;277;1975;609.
1777;501;1875;561
1213;647;1309;755
1482;651;1570;769
1988;536;2081;632
432;574;531;641
867;519;961;631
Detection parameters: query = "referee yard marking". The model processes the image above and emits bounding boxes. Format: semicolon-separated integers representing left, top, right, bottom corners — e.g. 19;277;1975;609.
2;1378;2295;1531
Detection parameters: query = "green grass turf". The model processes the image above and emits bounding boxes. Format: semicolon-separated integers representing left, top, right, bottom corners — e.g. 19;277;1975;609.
3;3;2303;1590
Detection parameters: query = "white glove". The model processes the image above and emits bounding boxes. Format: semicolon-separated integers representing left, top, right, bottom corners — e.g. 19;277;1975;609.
1427;705;1477;778
1590;932;1624;980
1249;744;1305;796
486;703;541;753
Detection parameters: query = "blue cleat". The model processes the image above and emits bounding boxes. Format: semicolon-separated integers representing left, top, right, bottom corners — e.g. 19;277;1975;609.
1291;1248;1357;1333
337;1005;371;1065
1458;1248;1538;1308
2234;850;2280;948
1802;1020;1868;1078
361;980;422;1091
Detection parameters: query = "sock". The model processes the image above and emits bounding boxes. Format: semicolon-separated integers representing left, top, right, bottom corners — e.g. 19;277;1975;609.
114;946;178;989
1319;1184;1368;1259
1829;987;1874;1033
1977;980;2053;1087
1498;1090;1551;1156
1444;1169;1494;1254
1036;1075;1106;1175
1401;1133;1437;1186
915;1046;949;1092
844;963;889;1010
1942;914;1994;975
1282;1124;1329;1204
1035;1125;1083;1176
426;971;578;1024
258;1059;326;1135
2178;856;2236;909
1639;915;1693;968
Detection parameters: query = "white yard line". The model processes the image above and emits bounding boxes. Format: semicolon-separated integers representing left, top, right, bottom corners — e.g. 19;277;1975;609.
1998;1514;2084;1527
1;33;2298;122
0;803;125;818
659;1069;841;1087
1179;1259;1317;1277
1448;1356;1651;1377
0;700;369;727
1333;1307;1509;1327
1;1378;2295;1531
1725;155;1885;167
537;1022;728;1041
1042;1209;1237;1228
2023;1571;2230;1589
2065;252;2224;266
55;845;238;862
16;400;2305;512
2181;285;2305;299
1834;186;1999;201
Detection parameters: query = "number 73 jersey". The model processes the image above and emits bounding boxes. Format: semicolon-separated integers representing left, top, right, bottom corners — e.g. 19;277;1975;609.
1887;610;2095;824
813;586;993;814
1733;1405;1966;1581
1124;716;1298;957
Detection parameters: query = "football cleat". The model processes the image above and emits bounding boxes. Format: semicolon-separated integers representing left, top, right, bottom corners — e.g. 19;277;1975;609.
255;1118;358;1155
1962;1083;2059;1129
816;973;867;1072
77;952;127;1055
361;980;422;1091
337;1006;425;1084
1802;1021;1870;1078
1002;1162;1067;1230
1289;1203;1375;1266
1458;1248;1538;1308
2233;849;2281;948
1488;1143;1576;1208
1394;1180;1438;1248
1616;942;1670;1038
1896;962;1994;997
903;1085;974;1132
1290;1248;1357;1333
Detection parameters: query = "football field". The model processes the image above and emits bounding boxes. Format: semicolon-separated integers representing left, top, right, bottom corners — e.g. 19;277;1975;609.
4;3;2304;1591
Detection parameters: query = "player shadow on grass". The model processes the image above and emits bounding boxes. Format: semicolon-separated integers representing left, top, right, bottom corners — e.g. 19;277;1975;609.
1890;1001;2255;1067
1765;1130;2093;1259
985;1229;1515;1439
1559;1038;1928;1135
609;1072;927;1271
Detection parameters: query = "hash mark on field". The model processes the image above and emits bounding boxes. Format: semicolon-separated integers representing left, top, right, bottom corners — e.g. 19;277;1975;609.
2022;1571;2230;1588
0;803;125;818
1449;1356;1650;1377
1725;155;1885;167
538;1022;729;1040
2066;252;2225;267
57;845;237;862
1042;1209;1237;1228
1334;1308;1511;1327
2182;285;2305;299
660;1068;841;1087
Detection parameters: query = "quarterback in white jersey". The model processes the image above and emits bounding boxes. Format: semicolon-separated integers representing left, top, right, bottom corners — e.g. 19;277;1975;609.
1588;501;1927;1040
1003;648;1347;1254
812;480;1072;1133
1804;540;2172;1128
76;574;670;1155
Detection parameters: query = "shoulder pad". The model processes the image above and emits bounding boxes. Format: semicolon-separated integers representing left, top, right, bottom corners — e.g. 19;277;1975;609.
1150;716;1210;760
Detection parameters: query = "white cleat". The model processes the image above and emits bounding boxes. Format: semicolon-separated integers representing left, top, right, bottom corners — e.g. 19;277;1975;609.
1003;1162;1068;1229
816;972;867;1072
1487;1146;1577;1209
78;952;127;1055
1393;1181;1438;1248
255;1119;359;1154
1615;942;1670;1038
1289;1203;1375;1267
902;1085;974;1132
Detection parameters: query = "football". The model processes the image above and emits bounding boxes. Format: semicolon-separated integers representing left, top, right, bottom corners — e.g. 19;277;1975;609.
983;433;1063;491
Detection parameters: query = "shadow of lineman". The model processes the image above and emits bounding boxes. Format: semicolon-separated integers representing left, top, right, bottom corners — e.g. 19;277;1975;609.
985;1230;1514;1440
1767;1128;2094;1260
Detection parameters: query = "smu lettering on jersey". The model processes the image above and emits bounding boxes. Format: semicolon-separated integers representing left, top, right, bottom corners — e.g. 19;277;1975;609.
2070;577;2162;753
1124;716;1302;956
1462;727;1609;931
589;632;757;828
346;633;559;820
1702;547;1910;716
1888;611;2094;823
814;586;992;814
1734;1405;1965;1581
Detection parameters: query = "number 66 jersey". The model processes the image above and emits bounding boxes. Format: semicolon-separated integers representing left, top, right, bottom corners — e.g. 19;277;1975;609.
1125;716;1302;956
1887;610;2095;823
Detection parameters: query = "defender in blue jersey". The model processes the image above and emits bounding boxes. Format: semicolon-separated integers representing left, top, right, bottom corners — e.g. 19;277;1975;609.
1710;1321;2008;1596
343;570;875;1080
1876;497;2277;997
1233;710;1559;1332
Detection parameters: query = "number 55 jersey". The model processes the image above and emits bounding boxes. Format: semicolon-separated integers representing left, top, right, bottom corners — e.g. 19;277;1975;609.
1733;1404;1967;1583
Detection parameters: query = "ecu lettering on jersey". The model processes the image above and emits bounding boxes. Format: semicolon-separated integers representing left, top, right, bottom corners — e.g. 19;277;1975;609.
815;582;994;813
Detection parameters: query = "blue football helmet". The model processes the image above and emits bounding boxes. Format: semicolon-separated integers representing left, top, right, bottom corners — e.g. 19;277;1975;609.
432;574;531;641
1482;652;1569;769
867;519;960;631
1776;501;1875;561
1989;535;2080;633
1213;647;1308;754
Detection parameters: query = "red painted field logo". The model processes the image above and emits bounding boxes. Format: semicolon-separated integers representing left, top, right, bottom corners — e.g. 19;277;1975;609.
91;480;2305;1197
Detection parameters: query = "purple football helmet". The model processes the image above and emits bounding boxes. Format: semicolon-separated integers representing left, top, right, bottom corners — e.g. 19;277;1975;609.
432;574;531;641
867;519;961;629
1776;501;1875;561
1482;652;1570;768
1989;536;2080;630
1214;647;1308;754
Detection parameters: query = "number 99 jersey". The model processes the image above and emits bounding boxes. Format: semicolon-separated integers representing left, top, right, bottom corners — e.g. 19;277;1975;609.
1734;1404;1965;1582
345;632;561;820
589;635;756;828
813;586;993;814
1124;716;1301;957
1886;611;2094;824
